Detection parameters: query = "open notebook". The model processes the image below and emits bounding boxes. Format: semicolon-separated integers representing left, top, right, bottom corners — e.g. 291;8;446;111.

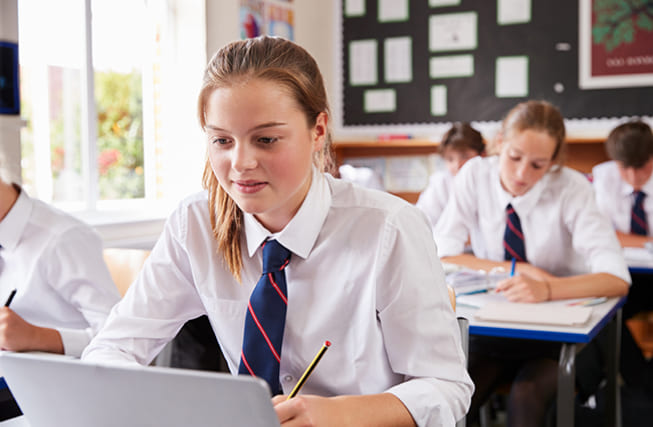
0;352;280;427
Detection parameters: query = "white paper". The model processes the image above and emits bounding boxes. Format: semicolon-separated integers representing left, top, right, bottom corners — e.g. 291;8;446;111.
344;0;365;17
430;85;447;116
349;40;378;86
429;12;478;52
429;0;461;7
497;0;531;25
363;89;396;113
378;0;409;22
496;56;529;97
475;302;592;326
384;37;412;83
430;54;474;78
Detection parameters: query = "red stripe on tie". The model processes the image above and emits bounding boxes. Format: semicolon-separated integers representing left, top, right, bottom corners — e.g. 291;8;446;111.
247;301;281;362
240;351;255;376
279;258;289;270
267;273;288;305
632;212;648;230
507;217;524;240
503;241;525;262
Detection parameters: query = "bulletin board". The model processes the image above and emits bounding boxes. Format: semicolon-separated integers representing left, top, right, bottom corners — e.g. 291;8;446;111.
339;0;653;128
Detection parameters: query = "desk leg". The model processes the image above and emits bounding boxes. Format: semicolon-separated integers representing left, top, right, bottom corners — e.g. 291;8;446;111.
557;343;575;427
605;308;622;427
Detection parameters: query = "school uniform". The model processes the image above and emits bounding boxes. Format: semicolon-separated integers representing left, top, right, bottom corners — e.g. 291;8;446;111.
592;160;653;235
83;168;474;427
434;156;630;282
416;169;453;230
0;187;121;356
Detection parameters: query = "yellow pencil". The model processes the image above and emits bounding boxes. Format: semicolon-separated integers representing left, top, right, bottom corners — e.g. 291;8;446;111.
286;340;331;399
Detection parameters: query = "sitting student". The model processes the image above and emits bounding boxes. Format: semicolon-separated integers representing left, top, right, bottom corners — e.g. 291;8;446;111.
579;120;653;402
433;100;630;426
0;155;121;418
82;36;473;427
416;122;485;229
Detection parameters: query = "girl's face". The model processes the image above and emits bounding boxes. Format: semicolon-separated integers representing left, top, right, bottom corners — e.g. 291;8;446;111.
443;147;480;176
204;78;327;233
616;158;653;191
498;129;556;197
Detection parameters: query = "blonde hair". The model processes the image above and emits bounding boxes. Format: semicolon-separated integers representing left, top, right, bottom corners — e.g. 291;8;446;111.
500;100;566;165
198;36;334;281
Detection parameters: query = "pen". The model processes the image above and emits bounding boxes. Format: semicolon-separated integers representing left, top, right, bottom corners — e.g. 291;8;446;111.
567;297;608;307
456;288;492;296
4;289;16;307
287;340;331;400
510;258;516;277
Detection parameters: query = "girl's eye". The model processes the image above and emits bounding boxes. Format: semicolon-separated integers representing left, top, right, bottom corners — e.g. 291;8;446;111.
509;156;521;162
258;137;278;144
210;137;230;145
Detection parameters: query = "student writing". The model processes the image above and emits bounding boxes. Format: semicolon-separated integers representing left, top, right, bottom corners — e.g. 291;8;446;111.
433;100;630;426
83;36;473;427
416;122;485;230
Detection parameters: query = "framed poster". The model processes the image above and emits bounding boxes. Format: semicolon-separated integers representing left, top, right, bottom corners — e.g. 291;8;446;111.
579;0;653;89
0;41;20;115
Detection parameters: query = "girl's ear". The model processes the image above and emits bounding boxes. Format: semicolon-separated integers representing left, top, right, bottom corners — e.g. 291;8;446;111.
311;112;328;152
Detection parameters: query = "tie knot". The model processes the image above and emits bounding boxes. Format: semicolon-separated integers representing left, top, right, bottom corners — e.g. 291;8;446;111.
635;191;647;204
506;203;515;214
262;239;291;273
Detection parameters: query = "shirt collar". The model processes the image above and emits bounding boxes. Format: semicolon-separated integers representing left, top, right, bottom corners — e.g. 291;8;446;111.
244;167;331;260
620;172;653;198
0;187;32;251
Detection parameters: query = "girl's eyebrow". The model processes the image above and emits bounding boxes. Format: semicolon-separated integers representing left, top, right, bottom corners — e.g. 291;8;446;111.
204;122;287;133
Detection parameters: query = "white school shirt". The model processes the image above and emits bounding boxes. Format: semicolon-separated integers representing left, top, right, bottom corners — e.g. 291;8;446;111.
0;188;121;356
83;169;474;427
416;169;453;230
434;156;631;282
592;160;653;235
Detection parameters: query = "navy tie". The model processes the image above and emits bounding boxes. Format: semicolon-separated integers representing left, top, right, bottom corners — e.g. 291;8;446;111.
631;191;648;236
238;239;291;395
503;203;527;262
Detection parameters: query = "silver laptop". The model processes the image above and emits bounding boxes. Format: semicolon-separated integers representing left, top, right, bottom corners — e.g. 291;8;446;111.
0;352;280;427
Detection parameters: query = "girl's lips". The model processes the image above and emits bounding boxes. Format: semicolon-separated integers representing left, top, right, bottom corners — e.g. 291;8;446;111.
233;180;267;194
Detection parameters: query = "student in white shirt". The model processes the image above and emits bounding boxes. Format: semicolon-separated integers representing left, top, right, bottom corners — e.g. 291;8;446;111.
416;122;485;230
83;36;473;427
580;120;653;399
433;100;630;426
0;160;121;420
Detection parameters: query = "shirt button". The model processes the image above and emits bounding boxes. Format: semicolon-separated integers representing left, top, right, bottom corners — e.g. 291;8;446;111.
283;375;294;383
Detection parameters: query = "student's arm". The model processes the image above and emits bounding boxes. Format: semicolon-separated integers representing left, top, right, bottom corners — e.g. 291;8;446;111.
496;272;629;303
615;230;650;248
0;308;64;353
272;393;416;427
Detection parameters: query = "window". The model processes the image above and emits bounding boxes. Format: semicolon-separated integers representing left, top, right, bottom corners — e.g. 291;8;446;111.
18;0;206;235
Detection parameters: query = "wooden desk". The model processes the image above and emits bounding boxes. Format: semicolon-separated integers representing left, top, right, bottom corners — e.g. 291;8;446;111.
333;137;608;203
456;297;625;427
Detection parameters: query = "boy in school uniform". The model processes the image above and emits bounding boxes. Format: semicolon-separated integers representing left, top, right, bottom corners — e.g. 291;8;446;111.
583;120;653;396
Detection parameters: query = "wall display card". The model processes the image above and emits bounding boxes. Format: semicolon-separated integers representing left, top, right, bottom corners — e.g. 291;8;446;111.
497;0;531;25
344;0;365;17
429;12;478;52
349;40;378;86
495;56;529;97
384;37;413;83
384;156;431;192
378;0;409;22
431;85;447;116
429;0;461;7
364;89;396;113
430;54;474;78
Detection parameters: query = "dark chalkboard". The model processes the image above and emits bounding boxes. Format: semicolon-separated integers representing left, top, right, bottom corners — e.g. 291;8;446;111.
340;0;653;127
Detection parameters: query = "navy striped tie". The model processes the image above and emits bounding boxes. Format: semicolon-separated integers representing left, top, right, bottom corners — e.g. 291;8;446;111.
631;191;648;236
238;239;291;395
503;203;527;262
